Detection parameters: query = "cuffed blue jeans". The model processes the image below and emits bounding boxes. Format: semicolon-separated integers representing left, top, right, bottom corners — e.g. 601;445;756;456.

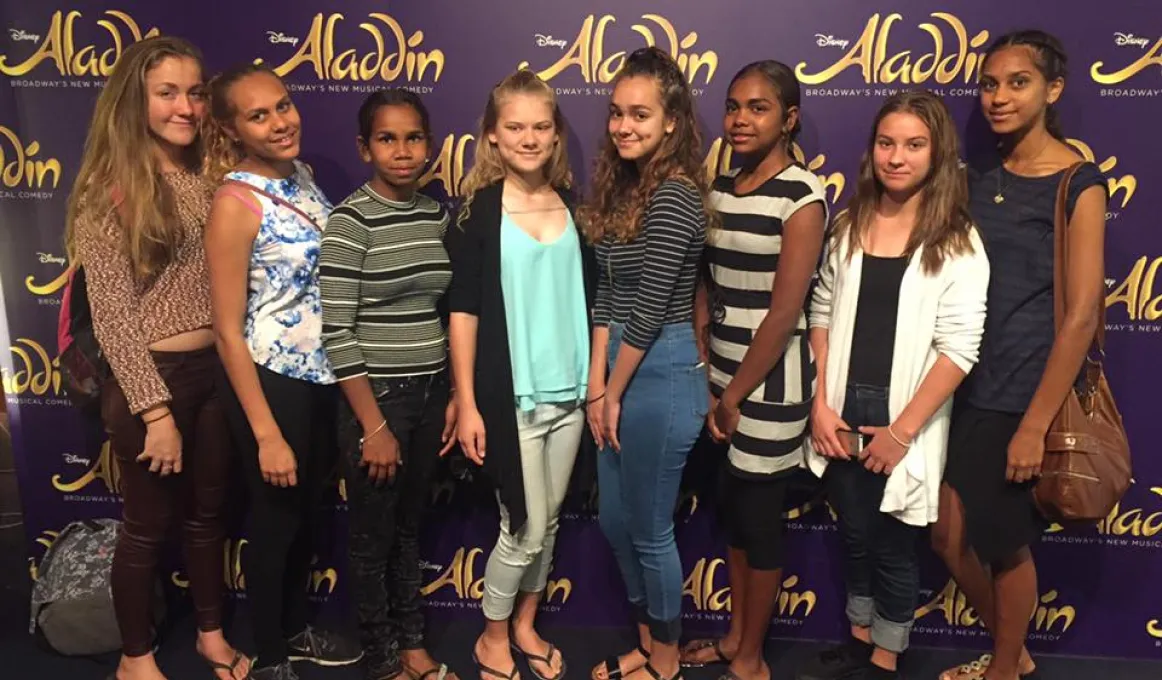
826;382;921;654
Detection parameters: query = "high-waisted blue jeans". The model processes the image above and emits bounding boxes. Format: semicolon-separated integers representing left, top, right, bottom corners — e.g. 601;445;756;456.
598;322;708;643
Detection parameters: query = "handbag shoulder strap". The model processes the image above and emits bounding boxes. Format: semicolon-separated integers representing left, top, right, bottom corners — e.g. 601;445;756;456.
224;179;323;232
1052;161;1105;354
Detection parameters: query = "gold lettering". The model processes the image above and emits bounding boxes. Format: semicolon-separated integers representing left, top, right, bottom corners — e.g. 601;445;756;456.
633;15;717;85
519;15;606;83
25;268;70;296
1096;488;1162;537
1148;618;1162;639
263;13;443;82
421;547;484;599
918;579;1074;631
544;577;573;604
795;13;986;85
776;575;817;617
0;10;158;77
29;530;61;581
0;125;61;189
310;560;338;594
53;442;120;494
3;338;62;397
1106;256;1162;321
915;579;984;627
1091;38;1162;84
228;539;246;591
518;14;715;84
1033;590;1076;633
682;558;730;611
419;133;475;197
1065;139;1136;209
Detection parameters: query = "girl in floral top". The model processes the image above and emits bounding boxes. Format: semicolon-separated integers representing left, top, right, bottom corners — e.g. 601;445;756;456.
203;63;361;680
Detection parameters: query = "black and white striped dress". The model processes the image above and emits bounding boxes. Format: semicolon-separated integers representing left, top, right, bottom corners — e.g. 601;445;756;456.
706;164;828;478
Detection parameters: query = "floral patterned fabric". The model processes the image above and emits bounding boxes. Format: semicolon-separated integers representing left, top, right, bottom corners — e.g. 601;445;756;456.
225;160;336;385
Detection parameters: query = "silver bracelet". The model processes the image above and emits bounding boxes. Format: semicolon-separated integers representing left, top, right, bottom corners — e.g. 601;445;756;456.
888;424;911;448
360;420;388;449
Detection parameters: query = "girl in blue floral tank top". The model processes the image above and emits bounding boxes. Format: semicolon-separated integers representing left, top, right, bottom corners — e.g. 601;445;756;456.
203;64;362;679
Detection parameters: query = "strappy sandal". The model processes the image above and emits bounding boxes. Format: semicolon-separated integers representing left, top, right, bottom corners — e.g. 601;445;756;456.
404;660;454;680
511;642;566;680
939;654;990;680
591;644;649;680
641;661;683;680
939;653;1042;680
204;651;251;680
679;638;731;668
472;652;519;680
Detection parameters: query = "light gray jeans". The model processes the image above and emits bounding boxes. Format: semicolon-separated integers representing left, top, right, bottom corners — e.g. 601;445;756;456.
481;401;585;620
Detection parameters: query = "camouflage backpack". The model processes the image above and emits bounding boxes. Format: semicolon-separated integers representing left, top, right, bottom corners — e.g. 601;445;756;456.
30;518;165;656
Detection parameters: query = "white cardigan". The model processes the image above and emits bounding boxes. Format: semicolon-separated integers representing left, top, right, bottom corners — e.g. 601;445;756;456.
804;228;990;526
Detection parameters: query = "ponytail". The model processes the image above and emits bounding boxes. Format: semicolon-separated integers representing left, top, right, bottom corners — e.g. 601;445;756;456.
201;63;280;182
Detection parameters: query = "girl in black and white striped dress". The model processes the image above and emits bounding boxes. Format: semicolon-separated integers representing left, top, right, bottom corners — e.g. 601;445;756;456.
684;61;828;680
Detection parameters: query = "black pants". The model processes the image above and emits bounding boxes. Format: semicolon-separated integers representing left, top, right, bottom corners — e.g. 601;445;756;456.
339;372;448;675
220;363;339;668
825;382;920;654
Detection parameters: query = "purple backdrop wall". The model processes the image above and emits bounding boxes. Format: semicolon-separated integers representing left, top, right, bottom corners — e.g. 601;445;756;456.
2;0;1161;660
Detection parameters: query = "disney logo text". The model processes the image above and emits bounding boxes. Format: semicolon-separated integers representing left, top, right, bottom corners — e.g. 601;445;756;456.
1113;33;1151;49
266;31;300;46
37;252;66;265
63;454;91;466
8;29;40;42
535;33;567;49
815;34;850;49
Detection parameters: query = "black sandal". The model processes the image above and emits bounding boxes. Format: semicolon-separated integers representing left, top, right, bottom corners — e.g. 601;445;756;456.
511;642;566;680
642;661;683;680
472;652;519;680
679;639;730;668
204;651;251;680
592;644;649;680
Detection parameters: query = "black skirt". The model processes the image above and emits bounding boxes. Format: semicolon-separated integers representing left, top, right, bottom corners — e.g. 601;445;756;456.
943;404;1048;564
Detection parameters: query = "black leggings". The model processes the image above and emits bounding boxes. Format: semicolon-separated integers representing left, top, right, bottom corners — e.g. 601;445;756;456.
220;363;338;668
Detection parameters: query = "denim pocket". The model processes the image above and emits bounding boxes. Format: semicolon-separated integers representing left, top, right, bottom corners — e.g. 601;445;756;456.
688;361;710;419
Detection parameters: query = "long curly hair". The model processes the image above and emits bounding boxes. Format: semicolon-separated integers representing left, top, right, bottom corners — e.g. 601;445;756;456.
64;36;206;278
830;90;975;275
578;47;714;244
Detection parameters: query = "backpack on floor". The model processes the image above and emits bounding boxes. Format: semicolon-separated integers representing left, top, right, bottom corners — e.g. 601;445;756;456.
57;265;111;419
30;518;166;656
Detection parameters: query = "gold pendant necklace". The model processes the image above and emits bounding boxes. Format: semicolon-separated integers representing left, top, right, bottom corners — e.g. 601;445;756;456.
995;136;1052;204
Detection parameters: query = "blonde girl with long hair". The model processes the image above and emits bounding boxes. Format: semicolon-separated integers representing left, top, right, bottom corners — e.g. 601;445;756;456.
445;69;593;680
65;36;249;680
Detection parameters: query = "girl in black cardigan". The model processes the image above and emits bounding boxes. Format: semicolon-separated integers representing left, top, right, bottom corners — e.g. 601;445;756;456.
445;69;595;680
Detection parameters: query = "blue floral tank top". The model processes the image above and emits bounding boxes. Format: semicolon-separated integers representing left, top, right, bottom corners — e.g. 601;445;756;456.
225;160;336;385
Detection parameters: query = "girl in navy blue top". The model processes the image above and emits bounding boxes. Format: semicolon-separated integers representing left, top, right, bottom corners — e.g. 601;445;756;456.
933;31;1108;680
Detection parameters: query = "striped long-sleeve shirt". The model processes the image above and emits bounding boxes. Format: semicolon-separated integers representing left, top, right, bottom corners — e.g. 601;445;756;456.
319;184;452;380
594;179;707;349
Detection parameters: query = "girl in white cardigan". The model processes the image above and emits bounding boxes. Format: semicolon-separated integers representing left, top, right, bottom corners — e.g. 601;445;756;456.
796;91;990;680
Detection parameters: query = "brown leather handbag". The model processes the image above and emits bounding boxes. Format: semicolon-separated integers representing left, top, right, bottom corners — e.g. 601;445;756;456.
1033;162;1133;523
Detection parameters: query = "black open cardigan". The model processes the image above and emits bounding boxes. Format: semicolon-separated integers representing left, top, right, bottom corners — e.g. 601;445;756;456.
444;180;597;533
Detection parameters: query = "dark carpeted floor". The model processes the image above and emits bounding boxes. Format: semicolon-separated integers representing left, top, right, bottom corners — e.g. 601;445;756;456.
3;519;1160;680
